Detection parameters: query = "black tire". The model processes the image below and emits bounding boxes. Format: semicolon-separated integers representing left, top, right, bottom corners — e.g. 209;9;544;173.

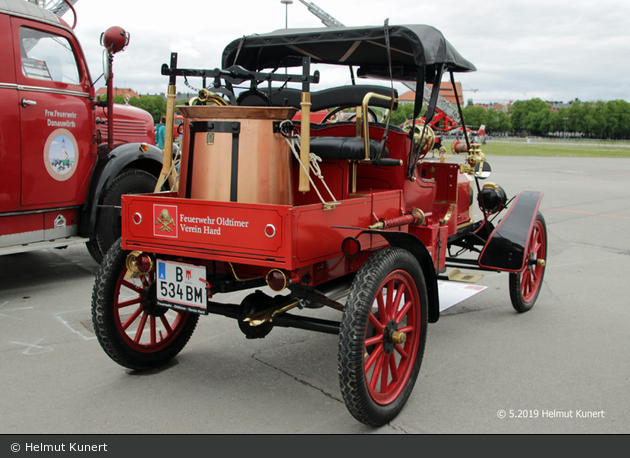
89;169;157;264
85;238;102;263
509;212;547;313
91;238;199;370
338;247;428;426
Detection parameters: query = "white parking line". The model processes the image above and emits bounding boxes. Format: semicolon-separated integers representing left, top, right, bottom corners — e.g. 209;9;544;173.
11;339;54;355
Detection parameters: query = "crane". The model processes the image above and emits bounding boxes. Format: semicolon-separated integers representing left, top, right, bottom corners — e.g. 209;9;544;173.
297;0;460;122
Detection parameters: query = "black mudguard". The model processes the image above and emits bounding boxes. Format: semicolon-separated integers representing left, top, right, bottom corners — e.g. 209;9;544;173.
79;143;163;238
359;230;441;324
478;191;543;272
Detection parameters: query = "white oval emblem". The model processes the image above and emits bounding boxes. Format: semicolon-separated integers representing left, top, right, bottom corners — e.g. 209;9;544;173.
43;129;79;181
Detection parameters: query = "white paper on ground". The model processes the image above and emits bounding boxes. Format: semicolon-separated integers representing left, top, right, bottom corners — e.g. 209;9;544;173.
438;280;487;311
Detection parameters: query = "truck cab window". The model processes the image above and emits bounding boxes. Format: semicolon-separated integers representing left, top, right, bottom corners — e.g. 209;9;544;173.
19;27;80;85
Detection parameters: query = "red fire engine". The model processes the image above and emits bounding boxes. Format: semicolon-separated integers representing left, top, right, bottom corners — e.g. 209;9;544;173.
0;0;164;262
92;24;547;426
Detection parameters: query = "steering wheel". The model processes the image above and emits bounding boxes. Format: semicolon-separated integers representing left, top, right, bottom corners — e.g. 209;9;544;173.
321;106;379;124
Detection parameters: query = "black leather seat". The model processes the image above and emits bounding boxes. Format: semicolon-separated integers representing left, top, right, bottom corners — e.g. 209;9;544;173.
239;85;398;111
305;136;388;161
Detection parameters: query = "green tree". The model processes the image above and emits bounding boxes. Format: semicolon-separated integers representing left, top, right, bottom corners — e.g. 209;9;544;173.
461;105;487;129
100;94;168;123
509;98;550;135
496;110;512;132
483;108;499;132
390;103;420;126
127;95;166;123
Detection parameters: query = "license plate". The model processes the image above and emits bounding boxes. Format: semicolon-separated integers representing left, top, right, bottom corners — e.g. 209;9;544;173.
156;259;208;314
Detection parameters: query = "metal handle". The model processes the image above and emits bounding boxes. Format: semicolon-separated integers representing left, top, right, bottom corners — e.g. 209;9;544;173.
361;92;396;161
21;98;37;108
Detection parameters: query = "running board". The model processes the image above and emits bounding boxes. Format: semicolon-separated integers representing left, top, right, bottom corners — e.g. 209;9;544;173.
0;237;89;256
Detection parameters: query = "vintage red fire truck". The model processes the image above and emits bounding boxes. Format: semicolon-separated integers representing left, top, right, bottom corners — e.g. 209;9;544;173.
0;0;164;263
92;24;547;426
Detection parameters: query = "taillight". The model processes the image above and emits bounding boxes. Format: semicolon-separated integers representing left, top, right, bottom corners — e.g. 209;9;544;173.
266;269;288;292
125;251;154;276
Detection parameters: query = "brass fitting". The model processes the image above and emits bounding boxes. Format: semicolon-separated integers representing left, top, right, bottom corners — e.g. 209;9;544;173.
125;251;153;278
391;331;407;345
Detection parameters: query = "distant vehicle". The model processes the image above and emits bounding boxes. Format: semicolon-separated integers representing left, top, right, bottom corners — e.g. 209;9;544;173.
0;0;164;263
173;114;184;141
292;109;330;123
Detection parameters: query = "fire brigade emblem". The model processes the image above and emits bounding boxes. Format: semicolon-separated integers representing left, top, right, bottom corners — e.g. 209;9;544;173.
156;209;175;232
153;205;178;237
44;129;79;182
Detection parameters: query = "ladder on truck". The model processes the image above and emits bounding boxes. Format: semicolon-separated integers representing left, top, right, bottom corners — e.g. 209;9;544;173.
298;0;344;27
298;0;461;122
27;0;78;17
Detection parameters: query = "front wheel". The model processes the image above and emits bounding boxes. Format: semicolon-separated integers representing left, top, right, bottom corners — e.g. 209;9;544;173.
338;248;428;426
91;239;199;370
509;212;547;312
89;169;158;264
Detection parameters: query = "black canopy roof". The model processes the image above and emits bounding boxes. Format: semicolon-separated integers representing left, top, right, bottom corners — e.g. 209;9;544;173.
221;24;475;81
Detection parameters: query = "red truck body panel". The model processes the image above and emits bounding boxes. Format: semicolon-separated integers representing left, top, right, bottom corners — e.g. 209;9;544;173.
0;2;156;255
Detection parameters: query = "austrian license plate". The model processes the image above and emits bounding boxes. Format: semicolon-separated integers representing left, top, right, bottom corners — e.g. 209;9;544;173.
156;259;208;314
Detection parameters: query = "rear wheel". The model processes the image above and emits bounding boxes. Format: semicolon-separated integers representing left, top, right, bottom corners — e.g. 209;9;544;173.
91;238;198;370
509;212;547;312
338;248;428;426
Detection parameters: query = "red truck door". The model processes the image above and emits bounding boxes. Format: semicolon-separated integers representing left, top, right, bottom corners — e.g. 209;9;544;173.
0;13;20;213
11;18;95;209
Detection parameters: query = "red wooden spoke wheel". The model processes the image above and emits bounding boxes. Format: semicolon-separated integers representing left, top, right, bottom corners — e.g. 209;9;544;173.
112;270;189;353
364;270;421;405
509;212;547;313
339;248;428;426
92;239;199;370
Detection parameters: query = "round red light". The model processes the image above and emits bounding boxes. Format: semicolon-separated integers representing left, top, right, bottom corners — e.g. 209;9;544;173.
101;26;130;54
267;270;287;292
265;224;276;238
136;254;153;274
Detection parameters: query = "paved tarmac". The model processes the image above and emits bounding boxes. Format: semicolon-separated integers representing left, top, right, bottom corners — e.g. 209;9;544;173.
1;155;629;434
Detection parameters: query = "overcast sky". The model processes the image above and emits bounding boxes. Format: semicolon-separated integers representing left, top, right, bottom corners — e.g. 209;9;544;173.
68;0;630;105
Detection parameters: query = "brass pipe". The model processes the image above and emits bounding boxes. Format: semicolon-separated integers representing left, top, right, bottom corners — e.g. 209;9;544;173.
355;105;363;138
229;263;264;283
299;92;312;193
361;92;397;161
